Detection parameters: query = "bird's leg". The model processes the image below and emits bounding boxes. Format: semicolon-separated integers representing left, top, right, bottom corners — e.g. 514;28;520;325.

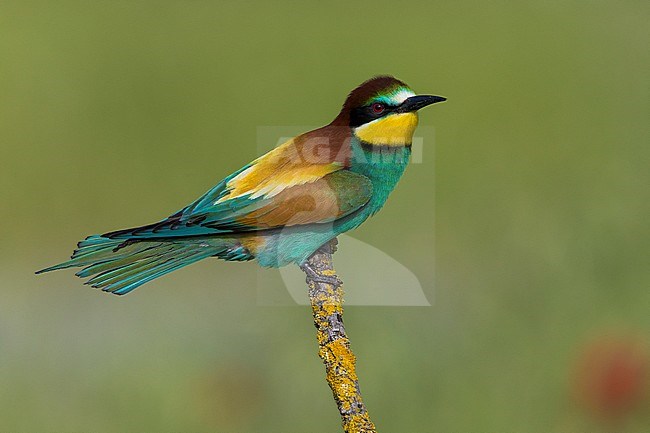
299;261;342;287
316;237;339;255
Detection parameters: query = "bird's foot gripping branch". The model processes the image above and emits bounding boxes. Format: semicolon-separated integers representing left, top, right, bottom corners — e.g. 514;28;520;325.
301;238;377;433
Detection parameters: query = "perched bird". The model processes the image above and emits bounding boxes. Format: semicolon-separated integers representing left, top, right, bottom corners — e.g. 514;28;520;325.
37;76;445;295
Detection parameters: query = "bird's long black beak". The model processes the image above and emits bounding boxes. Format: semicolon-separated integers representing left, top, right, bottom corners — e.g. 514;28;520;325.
398;95;447;113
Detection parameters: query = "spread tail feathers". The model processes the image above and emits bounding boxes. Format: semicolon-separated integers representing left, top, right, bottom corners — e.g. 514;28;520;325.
37;235;242;295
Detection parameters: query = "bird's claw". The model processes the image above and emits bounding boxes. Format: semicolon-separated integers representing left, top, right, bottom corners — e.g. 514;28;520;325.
300;263;341;287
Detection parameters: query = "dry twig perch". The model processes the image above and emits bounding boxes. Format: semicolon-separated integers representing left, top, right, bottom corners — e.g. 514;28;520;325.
300;238;377;433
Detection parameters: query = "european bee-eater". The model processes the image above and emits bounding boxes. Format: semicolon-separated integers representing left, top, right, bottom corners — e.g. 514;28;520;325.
37;76;445;295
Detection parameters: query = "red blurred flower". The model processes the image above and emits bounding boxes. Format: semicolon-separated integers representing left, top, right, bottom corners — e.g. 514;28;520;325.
573;335;649;420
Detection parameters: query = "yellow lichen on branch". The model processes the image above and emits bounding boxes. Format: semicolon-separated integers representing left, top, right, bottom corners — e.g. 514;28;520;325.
300;238;377;433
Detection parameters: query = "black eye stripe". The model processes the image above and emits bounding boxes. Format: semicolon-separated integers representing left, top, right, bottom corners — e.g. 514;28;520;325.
349;103;398;127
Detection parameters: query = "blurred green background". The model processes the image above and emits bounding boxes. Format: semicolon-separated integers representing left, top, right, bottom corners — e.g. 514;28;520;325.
1;1;649;432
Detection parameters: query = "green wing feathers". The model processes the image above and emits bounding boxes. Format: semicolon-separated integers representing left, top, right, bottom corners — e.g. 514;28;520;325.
37;169;373;295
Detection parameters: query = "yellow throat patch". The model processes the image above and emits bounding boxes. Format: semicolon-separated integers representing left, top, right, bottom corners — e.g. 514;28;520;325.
354;112;419;146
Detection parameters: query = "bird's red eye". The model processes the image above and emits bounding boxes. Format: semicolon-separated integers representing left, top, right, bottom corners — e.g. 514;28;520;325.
371;103;385;114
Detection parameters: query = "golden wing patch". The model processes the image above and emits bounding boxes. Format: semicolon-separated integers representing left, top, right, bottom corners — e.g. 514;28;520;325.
235;171;373;228
216;137;343;204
